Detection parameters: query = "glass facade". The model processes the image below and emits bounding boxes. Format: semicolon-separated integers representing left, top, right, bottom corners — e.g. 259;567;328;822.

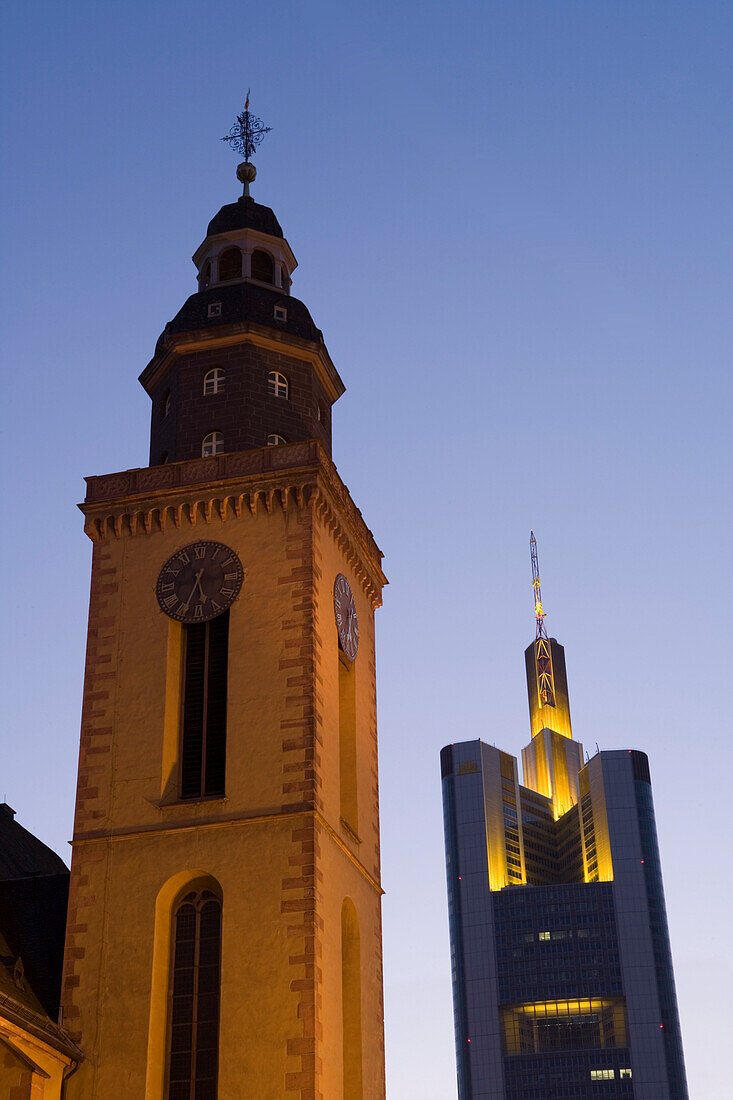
442;740;688;1100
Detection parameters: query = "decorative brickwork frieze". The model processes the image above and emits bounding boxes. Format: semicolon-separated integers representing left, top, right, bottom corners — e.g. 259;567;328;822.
82;441;386;607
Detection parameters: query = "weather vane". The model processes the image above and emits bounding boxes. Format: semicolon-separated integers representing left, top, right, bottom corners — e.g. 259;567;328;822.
222;91;271;198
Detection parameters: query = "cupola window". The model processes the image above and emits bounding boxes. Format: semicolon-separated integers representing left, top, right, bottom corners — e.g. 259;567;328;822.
203;369;225;395
202;432;223;457
218;247;242;281
273;305;287;322
251;249;274;284
268;371;288;399
267;434;287;446
207;302;222;319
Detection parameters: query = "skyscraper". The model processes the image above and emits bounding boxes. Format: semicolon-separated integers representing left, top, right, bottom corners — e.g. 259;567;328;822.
60;104;387;1099
441;536;687;1099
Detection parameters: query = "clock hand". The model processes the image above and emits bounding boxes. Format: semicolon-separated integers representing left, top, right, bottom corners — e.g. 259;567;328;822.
181;570;206;613
192;571;208;603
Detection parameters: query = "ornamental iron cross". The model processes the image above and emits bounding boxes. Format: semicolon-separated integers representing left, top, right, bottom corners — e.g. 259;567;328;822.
221;91;272;162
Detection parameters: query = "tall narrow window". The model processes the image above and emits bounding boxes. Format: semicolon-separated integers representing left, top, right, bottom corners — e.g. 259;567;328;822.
167;888;222;1100
341;898;363;1100
180;611;229;799
339;653;358;833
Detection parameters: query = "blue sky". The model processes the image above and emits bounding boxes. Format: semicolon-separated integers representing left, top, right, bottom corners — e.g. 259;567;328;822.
2;2;731;1094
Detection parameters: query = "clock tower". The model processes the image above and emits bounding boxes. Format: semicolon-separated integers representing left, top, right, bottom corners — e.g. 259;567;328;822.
62;106;387;1100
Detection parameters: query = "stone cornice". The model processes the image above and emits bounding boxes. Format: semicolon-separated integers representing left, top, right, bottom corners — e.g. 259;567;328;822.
70;808;383;897
81;441;387;605
139;320;345;403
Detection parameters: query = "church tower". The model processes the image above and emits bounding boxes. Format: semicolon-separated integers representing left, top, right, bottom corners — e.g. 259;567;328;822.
62;104;387;1099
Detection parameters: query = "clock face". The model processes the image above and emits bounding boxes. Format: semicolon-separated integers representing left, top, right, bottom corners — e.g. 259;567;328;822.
156;541;244;623
334;573;359;661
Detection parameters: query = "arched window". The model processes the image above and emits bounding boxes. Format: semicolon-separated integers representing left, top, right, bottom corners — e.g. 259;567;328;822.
267;434;287;447
341;898;363;1100
218;247;242;282
203;369;225;396
202;432;223;458
250;249;274;284
199;261;212;290
268;371;288;399
167;887;222;1099
160;389;171;420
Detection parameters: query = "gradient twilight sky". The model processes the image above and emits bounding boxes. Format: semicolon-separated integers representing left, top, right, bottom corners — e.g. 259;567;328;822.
1;2;731;1095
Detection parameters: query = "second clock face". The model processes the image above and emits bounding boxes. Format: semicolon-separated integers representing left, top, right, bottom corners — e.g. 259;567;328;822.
156;541;244;623
334;573;359;661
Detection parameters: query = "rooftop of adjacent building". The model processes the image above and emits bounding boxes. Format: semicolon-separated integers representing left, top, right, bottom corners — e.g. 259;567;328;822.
0;803;68;881
0;803;70;1023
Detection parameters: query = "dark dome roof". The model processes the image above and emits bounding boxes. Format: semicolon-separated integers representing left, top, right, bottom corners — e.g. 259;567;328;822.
156;282;322;353
207;197;283;239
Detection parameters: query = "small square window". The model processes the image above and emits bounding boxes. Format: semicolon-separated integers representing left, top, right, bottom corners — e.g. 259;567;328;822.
274;305;287;322
208;302;222;318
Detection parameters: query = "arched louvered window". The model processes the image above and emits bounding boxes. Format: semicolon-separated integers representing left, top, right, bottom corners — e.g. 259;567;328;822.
251;249;274;283
203;369;225;396
218;248;242;281
267;370;288;399
267;434;287;447
201;432;223;458
167;888;222;1100
180;611;229;800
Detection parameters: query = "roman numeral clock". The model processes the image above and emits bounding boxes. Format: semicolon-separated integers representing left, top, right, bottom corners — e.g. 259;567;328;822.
156;541;244;623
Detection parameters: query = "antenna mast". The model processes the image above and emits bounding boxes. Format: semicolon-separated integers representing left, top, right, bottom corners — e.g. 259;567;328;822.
530;531;556;708
530;531;548;640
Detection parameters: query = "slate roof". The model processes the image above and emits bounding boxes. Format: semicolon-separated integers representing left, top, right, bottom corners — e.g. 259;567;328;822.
154;281;323;357
0;805;69;1020
207;197;284;239
0;805;68;881
0;930;46;1017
